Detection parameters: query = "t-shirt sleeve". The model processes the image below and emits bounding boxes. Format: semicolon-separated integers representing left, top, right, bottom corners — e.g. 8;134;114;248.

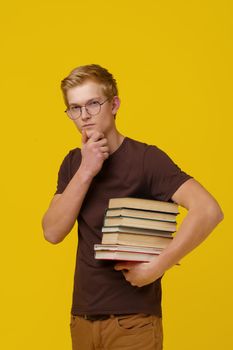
54;152;71;195
143;145;193;202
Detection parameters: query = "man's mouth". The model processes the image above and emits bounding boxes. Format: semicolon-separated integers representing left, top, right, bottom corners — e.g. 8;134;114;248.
82;124;95;129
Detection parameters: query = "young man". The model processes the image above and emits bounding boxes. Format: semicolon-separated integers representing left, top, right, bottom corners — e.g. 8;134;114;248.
42;64;224;350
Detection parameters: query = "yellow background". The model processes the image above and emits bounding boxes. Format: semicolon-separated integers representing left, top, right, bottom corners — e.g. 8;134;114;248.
1;0;232;349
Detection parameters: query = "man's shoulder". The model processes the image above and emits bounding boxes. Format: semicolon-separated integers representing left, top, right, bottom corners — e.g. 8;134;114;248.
125;137;173;168
126;136;160;153
64;146;81;159
59;147;81;170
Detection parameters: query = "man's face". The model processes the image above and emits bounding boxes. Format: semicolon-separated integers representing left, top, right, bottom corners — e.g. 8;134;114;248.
65;80;120;136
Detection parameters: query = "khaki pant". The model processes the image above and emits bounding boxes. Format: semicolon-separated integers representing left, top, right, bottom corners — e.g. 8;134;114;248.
70;313;163;350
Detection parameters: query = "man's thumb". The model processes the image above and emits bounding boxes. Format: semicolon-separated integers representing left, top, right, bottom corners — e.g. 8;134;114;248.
82;130;88;144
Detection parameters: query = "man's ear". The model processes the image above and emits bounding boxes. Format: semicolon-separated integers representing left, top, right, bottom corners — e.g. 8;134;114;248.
111;96;121;115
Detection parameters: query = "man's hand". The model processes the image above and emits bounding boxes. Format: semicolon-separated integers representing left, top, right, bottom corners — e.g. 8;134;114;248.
114;259;163;287
80;130;109;179
42;130;110;244
114;179;224;287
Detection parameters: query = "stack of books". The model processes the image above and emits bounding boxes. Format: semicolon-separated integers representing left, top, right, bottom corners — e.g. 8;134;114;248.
94;197;179;262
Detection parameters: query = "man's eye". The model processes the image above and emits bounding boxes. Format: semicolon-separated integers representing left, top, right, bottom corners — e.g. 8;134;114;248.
89;101;99;106
71;106;80;111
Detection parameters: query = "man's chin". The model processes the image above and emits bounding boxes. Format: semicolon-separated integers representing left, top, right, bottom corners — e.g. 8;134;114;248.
83;127;103;138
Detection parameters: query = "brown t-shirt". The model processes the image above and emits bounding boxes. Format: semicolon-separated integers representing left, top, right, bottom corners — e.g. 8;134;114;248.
55;136;192;317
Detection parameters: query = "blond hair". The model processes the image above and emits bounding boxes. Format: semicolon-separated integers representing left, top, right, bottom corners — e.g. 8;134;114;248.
61;64;118;106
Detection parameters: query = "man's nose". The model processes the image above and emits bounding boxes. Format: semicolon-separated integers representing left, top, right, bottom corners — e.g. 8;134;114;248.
80;107;91;121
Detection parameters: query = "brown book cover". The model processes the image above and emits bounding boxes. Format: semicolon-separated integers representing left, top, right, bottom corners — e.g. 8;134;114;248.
94;244;162;262
104;216;176;232
102;225;173;237
102;232;173;249
108;197;179;214
106;208;177;222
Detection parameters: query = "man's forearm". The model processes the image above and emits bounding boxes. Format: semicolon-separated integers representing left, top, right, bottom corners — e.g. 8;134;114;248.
154;203;224;275
114;180;224;288
42;167;93;244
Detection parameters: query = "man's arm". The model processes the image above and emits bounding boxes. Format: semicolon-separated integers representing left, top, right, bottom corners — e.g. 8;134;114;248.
42;131;109;244
42;171;93;244
114;178;224;286
155;178;224;272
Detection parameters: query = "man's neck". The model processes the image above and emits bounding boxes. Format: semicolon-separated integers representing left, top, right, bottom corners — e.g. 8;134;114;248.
106;130;125;155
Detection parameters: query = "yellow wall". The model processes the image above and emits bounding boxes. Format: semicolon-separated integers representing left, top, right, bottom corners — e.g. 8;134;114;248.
1;1;232;349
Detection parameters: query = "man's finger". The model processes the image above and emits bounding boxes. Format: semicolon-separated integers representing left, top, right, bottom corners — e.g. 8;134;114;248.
88;131;105;142
122;270;128;278
103;152;109;160
114;262;132;270
82;130;88;144
97;138;108;147
100;146;109;153
121;270;137;286
114;264;126;271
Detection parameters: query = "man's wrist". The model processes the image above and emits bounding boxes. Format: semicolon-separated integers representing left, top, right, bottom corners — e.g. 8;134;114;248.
76;165;94;184
150;254;170;280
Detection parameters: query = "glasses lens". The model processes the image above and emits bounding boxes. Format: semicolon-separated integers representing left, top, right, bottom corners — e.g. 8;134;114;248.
86;101;101;116
67;106;81;119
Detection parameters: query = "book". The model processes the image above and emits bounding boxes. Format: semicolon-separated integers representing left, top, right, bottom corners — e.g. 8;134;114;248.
95;197;180;263
108;197;179;214
102;225;173;237
102;232;173;248
104;216;176;232
106;208;177;222
94;244;161;262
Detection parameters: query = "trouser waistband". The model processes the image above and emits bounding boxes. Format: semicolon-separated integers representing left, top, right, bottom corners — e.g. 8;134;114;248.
76;314;132;321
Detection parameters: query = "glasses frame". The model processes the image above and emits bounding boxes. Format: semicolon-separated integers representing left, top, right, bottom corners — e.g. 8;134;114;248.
65;98;110;120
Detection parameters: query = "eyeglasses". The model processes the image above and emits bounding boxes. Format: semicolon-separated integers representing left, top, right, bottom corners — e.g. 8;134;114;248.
65;98;109;120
